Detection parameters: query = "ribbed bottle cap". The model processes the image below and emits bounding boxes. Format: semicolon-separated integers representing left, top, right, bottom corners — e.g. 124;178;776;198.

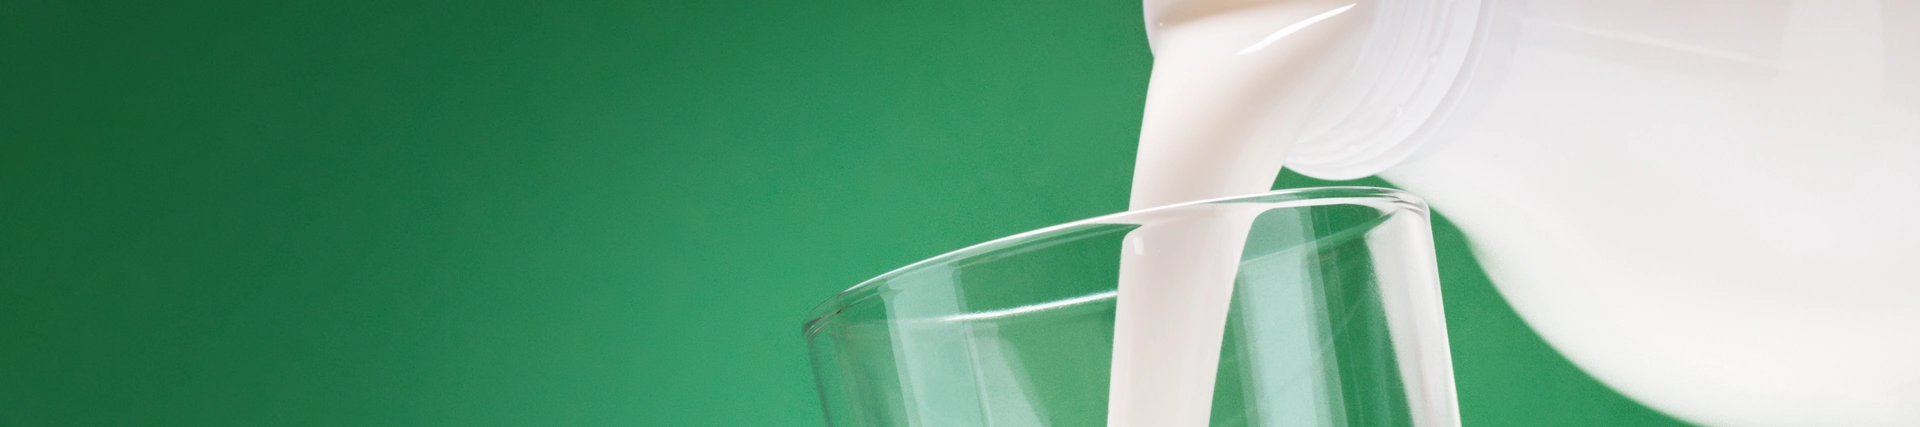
1284;0;1492;180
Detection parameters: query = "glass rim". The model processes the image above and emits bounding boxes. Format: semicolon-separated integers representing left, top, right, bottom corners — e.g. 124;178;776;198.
802;186;1427;336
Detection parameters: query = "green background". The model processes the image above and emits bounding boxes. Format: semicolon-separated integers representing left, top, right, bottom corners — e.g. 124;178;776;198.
1;0;1691;425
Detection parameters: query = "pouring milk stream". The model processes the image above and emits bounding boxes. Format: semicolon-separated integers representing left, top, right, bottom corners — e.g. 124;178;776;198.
1109;1;1369;426
1114;0;1920;425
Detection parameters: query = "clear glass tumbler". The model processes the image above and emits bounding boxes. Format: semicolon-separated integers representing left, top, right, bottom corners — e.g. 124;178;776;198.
803;187;1457;427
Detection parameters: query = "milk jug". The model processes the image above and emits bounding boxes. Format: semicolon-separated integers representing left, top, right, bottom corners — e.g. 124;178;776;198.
1168;0;1920;425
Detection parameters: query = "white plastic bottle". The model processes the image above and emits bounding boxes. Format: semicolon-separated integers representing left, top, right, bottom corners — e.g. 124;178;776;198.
1219;0;1920;425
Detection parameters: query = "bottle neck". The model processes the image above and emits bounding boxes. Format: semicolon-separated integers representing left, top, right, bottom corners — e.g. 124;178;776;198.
1284;0;1492;180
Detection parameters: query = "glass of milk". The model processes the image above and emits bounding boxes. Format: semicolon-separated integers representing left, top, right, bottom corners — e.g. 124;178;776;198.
803;187;1457;427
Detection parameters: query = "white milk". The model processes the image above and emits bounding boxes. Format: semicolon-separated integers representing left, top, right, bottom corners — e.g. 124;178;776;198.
1109;1;1370;426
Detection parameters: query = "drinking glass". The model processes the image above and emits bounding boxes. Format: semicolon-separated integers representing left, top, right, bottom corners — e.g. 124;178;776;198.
803;187;1457;427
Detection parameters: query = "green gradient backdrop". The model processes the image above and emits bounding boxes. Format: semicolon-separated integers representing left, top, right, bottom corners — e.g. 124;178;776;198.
1;1;1691;426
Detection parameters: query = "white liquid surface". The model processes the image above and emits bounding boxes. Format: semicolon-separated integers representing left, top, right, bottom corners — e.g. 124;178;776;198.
1110;1;1369;426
